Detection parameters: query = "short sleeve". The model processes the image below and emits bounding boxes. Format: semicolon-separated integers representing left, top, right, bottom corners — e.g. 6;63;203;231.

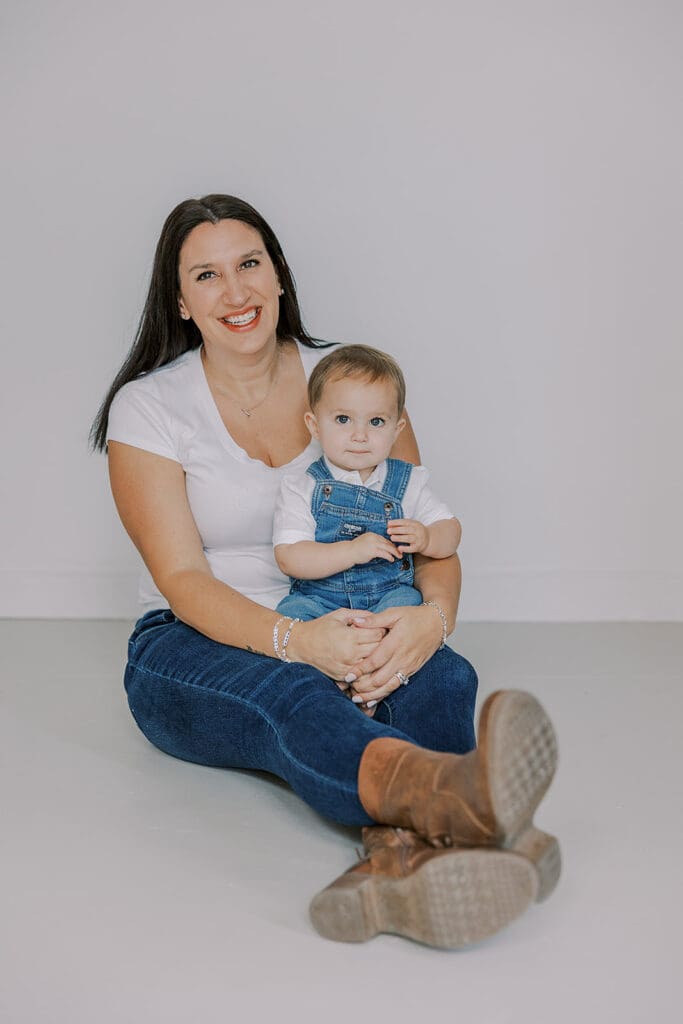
106;383;181;463
407;466;456;525
272;473;316;546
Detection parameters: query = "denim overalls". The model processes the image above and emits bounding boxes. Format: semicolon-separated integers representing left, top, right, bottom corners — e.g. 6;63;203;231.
276;456;423;620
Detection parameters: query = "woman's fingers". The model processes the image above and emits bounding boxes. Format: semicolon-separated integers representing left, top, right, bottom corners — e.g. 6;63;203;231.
348;606;445;694
352;608;402;632
350;672;407;707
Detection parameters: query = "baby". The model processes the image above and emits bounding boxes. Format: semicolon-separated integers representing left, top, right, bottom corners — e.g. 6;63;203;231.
273;344;460;621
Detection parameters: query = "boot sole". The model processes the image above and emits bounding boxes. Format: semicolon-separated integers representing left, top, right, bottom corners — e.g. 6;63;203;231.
309;848;538;948
482;691;561;901
508;826;561;902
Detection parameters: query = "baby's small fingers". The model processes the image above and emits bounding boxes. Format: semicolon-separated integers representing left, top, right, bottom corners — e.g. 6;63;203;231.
388;531;415;544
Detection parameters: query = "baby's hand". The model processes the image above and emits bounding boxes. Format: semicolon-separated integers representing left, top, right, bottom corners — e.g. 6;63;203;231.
350;532;402;565
386;519;429;554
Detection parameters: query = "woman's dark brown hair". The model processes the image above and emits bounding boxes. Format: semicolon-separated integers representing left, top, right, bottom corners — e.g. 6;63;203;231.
90;194;325;450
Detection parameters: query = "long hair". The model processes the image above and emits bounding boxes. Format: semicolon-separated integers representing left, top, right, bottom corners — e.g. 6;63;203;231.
90;194;324;450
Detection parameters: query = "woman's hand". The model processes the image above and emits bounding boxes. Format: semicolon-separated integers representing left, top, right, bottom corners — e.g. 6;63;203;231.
346;604;444;707
287;610;385;681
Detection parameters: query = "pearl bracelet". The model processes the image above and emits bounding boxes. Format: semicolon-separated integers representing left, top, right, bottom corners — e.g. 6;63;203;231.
274;617;301;663
422;600;449;650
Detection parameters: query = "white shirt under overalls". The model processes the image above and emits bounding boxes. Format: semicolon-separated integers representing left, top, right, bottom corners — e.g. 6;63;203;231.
273;459;456;547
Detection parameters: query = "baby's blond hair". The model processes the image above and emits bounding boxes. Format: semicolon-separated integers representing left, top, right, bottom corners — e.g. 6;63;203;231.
308;344;406;414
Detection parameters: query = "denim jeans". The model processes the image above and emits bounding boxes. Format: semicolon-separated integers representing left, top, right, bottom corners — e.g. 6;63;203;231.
125;609;478;826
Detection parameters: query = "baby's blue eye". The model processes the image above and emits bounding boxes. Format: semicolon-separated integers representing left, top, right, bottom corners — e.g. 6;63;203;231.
369;417;385;427
335;415;350;424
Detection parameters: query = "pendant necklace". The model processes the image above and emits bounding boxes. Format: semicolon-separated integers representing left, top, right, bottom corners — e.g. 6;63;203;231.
208;346;281;418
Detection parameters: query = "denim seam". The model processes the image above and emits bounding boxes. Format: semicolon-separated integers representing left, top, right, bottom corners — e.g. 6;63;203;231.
129;661;362;797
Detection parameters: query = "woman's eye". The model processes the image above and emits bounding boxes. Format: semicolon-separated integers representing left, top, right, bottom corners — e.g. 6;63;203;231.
335;415;350;424
196;270;216;281
240;259;259;270
369;417;385;427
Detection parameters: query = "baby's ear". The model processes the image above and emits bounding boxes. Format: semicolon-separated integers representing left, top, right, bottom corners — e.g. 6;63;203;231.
395;416;407;434
304;411;320;439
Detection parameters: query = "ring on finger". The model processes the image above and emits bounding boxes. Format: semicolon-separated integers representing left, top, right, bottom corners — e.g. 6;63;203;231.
395;670;410;686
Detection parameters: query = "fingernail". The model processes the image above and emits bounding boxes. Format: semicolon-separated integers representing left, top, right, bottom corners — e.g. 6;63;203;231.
345;673;357;683
351;695;364;704
366;700;378;708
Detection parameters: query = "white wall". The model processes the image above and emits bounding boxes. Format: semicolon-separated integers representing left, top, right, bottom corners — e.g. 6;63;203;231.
1;0;681;621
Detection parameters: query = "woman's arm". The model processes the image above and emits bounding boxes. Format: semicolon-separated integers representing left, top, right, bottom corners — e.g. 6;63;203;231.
382;408;461;628
108;441;384;675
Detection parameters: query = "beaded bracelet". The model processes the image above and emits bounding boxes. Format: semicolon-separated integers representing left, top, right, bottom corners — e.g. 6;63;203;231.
272;616;289;660
422;600;449;650
278;614;301;663
273;617;301;663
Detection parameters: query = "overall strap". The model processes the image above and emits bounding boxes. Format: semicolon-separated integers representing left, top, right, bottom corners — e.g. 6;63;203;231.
307;457;335;519
381;458;413;503
306;456;332;483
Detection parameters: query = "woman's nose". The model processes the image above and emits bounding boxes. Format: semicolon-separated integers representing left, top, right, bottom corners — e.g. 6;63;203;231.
221;274;250;308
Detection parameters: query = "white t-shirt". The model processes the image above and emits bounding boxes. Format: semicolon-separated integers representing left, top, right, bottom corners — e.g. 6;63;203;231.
106;342;328;613
273;459;455;547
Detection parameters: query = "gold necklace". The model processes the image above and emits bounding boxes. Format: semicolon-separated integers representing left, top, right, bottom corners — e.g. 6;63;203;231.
208;346;281;418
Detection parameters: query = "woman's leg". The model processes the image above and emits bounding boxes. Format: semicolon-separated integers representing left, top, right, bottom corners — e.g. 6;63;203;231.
372;647;478;753
124;610;418;827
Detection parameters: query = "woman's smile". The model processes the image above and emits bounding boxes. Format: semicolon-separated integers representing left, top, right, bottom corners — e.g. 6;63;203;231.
220;306;262;331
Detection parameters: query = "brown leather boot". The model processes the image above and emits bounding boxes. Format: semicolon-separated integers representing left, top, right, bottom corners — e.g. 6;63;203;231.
358;690;561;901
309;826;538;947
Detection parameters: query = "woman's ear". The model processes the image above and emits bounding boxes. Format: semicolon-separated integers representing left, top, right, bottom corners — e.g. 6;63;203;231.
178;295;190;320
304;411;319;439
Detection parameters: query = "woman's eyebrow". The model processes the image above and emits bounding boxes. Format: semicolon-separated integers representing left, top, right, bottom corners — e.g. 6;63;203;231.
187;250;264;273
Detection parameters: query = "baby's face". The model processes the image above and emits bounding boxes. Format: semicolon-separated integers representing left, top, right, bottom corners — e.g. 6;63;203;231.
305;374;405;479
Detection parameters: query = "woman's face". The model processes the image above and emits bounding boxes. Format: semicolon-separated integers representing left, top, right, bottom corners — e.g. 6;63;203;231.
177;219;282;355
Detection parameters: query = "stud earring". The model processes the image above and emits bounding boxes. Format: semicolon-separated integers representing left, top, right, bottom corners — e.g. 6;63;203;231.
279;287;284;296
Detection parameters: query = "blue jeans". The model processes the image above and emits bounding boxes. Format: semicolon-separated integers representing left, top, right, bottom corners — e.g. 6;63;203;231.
124;609;478;826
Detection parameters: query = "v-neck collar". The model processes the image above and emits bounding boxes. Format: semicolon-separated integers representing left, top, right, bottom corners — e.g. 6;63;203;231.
191;344;319;470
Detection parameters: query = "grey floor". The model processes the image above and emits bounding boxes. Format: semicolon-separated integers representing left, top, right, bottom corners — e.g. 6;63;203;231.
1;621;681;1023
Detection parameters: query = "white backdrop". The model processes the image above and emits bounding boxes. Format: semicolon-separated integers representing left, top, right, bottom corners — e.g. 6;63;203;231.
1;0;681;620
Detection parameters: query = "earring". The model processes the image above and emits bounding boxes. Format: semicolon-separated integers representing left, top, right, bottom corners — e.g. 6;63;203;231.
180;310;190;320
279;287;284;296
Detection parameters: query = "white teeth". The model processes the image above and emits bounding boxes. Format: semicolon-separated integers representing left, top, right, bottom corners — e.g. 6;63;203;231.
224;308;259;325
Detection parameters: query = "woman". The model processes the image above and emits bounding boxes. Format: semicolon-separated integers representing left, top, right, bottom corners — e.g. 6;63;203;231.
91;194;560;948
